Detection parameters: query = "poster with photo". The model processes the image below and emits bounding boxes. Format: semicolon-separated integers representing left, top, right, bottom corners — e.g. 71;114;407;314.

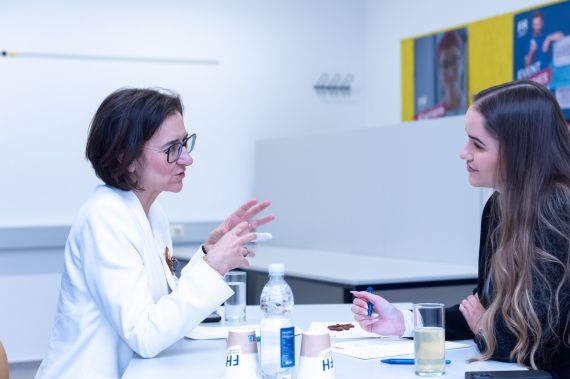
414;28;468;120
514;2;570;119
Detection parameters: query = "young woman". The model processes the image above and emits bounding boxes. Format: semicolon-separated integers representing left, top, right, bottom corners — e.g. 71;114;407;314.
352;80;570;378
36;88;274;378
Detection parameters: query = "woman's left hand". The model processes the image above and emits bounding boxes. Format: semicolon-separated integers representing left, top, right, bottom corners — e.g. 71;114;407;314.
459;293;485;334
204;199;275;252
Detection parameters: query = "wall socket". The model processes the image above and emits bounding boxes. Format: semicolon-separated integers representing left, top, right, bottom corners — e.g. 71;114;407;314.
170;223;185;239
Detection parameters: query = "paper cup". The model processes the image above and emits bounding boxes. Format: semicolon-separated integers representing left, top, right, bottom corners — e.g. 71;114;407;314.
297;331;335;379
227;329;258;354
224;329;261;379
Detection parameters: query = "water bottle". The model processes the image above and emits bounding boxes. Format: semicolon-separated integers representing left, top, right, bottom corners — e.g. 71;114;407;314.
259;263;295;379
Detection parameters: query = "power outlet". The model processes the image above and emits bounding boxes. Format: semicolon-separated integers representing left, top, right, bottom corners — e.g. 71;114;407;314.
170;223;185;239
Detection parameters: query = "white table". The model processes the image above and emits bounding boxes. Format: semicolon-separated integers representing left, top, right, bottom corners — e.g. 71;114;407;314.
123;304;524;379
175;245;478;302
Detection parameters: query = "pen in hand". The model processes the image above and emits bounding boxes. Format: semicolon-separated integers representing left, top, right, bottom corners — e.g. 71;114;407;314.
366;287;373;316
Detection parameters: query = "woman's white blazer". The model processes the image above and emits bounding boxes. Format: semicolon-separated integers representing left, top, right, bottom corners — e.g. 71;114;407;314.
35;185;233;378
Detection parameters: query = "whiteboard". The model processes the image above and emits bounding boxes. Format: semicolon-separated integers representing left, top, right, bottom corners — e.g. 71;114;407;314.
254;116;484;266
0;56;249;227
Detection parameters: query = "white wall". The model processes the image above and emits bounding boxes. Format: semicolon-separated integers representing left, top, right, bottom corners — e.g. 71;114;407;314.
0;250;62;362
0;0;367;227
363;0;553;127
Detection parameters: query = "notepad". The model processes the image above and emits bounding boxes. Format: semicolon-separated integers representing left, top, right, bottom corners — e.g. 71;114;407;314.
331;338;470;360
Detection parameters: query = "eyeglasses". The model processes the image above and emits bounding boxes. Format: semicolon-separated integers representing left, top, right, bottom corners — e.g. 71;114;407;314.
439;55;462;70
164;133;196;163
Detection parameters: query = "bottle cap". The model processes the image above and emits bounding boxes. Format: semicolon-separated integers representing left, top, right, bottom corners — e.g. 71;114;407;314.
268;263;285;275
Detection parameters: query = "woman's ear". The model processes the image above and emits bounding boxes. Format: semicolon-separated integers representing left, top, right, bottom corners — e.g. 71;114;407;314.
118;152;136;173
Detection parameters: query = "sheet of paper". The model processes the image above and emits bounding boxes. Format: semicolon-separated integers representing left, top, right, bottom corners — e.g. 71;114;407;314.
186;324;303;340
308;321;383;339
331;338;470;360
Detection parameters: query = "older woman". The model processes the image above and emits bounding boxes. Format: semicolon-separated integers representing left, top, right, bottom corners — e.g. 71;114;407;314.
36;88;274;379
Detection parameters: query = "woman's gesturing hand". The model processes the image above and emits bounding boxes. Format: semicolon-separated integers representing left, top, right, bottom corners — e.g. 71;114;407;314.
204;222;257;275
204;199;274;251
203;199;275;275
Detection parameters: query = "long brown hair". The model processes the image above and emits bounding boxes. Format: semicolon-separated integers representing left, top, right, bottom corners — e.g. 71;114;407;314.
473;80;570;368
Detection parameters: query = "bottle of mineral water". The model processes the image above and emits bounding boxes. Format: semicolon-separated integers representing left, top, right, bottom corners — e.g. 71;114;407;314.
259;263;295;379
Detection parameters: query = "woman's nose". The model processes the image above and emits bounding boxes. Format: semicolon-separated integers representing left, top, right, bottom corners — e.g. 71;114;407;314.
459;144;471;161
177;150;193;166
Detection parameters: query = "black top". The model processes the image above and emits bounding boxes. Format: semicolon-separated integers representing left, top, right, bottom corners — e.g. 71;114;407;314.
445;193;570;379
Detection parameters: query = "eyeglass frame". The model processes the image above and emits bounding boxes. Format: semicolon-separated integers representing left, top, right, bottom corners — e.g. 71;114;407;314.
163;133;196;163
438;53;463;71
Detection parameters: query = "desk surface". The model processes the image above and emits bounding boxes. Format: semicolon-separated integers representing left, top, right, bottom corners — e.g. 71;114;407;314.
175;245;477;286
123;304;523;379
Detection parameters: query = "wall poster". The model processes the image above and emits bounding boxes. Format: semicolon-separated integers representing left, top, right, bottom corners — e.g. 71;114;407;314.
414;28;468;120
514;2;570;119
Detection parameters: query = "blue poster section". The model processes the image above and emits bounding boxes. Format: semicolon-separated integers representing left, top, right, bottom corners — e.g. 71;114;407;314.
514;2;570;119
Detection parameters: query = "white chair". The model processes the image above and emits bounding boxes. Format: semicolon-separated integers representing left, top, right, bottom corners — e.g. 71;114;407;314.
0;341;8;379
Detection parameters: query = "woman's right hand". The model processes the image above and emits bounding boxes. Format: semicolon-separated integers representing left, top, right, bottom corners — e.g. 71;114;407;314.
351;290;405;336
203;221;256;275
204;199;274;252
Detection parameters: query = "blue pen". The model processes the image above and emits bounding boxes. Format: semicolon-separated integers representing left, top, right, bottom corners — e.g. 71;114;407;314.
366;287;373;316
381;359;451;365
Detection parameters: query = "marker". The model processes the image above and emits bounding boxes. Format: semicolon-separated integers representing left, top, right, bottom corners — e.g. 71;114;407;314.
366;287;373;316
253;232;272;242
380;359;451;365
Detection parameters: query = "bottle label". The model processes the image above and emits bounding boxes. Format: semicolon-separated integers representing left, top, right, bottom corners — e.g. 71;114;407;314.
280;326;295;368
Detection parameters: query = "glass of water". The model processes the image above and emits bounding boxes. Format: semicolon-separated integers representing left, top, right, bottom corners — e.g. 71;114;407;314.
414;303;445;377
224;271;247;324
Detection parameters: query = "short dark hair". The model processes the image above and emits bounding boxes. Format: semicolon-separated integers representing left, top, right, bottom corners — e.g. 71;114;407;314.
86;88;183;190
